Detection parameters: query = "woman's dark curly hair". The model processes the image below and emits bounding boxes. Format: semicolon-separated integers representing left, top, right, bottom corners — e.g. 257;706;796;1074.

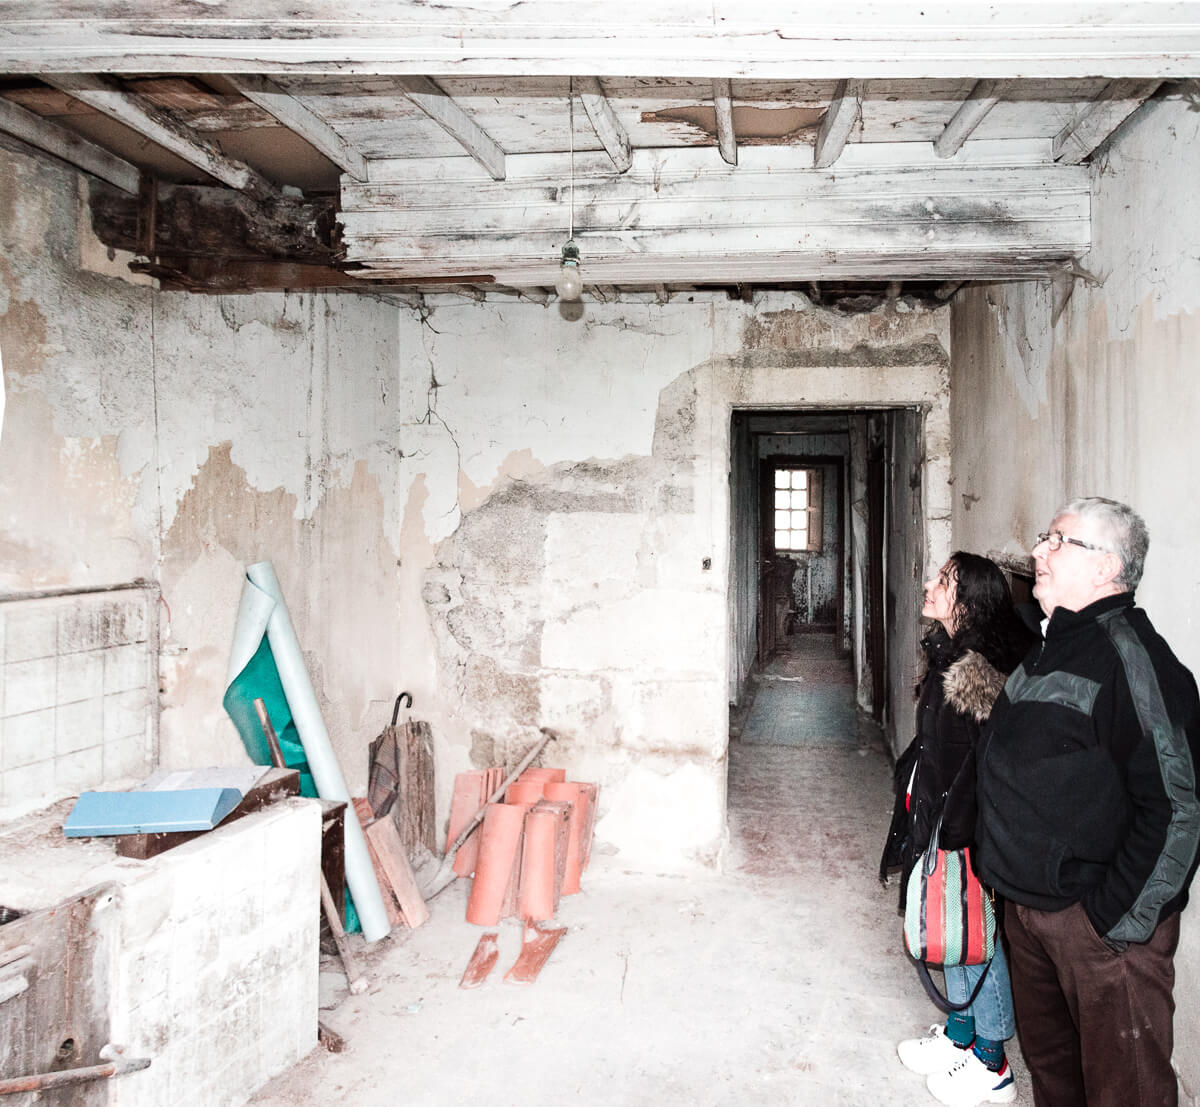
944;551;1031;674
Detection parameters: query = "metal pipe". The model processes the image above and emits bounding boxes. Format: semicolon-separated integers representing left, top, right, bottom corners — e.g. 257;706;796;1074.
0;1056;150;1095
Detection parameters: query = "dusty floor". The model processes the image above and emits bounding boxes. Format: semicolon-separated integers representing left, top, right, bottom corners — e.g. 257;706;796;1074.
250;634;1033;1106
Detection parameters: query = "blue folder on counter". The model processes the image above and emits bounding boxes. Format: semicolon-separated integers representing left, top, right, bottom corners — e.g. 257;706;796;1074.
64;787;243;838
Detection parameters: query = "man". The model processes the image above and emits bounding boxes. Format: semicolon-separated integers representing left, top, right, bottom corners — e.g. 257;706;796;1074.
976;497;1200;1107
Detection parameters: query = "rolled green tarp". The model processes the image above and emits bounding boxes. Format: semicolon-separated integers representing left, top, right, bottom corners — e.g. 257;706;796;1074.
225;560;390;943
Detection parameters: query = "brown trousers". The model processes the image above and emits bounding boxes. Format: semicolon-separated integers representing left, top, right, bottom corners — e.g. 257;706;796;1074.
1004;900;1180;1107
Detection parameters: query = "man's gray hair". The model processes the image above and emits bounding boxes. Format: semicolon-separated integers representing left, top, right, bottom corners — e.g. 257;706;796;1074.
1058;496;1149;591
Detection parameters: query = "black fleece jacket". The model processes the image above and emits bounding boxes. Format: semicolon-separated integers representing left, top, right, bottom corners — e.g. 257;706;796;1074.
976;593;1200;945
879;626;1007;910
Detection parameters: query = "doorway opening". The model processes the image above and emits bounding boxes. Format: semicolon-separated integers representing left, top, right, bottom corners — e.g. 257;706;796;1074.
727;408;928;757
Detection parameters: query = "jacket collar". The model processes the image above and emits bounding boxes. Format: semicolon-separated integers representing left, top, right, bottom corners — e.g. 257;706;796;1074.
1043;591;1135;639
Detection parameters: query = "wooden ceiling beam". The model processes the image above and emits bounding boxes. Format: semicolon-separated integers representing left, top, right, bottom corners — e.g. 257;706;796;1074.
3;5;1200;79
576;76;632;173
711;79;737;166
934;80;1001;159
0;93;139;192
1052;79;1162;164
339;146;1090;286
396;76;505;180
225;74;370;180
813;79;863;168
44;73;281;199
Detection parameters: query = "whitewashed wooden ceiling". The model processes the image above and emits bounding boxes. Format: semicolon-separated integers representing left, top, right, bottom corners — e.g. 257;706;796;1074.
1;3;1199;298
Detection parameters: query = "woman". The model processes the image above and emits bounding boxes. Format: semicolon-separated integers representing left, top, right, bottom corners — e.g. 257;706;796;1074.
879;552;1032;1107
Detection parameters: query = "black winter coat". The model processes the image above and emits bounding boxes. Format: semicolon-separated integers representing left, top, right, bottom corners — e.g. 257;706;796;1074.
879;625;1007;911
976;593;1200;945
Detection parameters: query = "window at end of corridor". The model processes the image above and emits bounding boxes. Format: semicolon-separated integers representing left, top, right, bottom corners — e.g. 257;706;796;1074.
773;467;822;553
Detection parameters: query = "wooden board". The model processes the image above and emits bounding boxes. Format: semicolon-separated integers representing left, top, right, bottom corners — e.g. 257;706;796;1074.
364;818;430;929
352;798;404;930
2;7;1197;81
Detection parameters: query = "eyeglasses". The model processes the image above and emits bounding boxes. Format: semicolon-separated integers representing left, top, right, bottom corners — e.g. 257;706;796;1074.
1034;531;1110;554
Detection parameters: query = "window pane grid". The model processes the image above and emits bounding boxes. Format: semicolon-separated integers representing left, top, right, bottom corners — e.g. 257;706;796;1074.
771;467;818;553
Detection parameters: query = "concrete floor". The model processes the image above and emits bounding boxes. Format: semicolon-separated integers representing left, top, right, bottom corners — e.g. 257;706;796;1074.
250;634;1033;1106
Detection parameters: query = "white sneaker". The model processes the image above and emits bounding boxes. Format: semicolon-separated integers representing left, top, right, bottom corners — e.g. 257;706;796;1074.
896;1024;970;1075
926;1051;1017;1106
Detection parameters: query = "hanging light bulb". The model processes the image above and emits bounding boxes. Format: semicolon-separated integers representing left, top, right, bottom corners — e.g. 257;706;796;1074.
554;78;584;303
555;239;582;301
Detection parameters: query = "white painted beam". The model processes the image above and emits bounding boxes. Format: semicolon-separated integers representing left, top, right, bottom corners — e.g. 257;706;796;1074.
338;145;1090;285
577;76;631;173
225;74;369;180
0;93;139;192
934;80;1001;159
3;4;1200;78
712;79;737;166
813;79;863;168
397;76;505;180
44;73;280;198
1052;78;1162;164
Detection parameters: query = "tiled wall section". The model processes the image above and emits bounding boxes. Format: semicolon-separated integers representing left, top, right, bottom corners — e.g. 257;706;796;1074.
0;587;158;819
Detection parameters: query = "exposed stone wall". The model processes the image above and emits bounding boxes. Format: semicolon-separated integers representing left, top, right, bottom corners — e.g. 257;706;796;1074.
948;91;1200;1102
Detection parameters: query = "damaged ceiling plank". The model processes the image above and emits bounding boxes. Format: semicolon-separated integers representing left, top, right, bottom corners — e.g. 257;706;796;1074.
933;80;1001;159
44;73;282;200
225;75;370;180
577;76;632;173
1052;78;1163;164
0;93;139;192
711;79;737;166
398;76;505;180
89;180;336;267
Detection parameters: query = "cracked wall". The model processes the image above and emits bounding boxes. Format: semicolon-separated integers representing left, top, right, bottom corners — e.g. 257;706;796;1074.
948;91;1200;1099
396;293;950;873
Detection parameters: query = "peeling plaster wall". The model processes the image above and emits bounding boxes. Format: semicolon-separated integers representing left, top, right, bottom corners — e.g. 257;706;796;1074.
397;294;950;873
0;141;402;804
948;93;1200;1101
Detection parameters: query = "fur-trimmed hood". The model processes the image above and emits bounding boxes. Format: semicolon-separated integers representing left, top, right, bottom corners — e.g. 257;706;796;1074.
942;649;1006;723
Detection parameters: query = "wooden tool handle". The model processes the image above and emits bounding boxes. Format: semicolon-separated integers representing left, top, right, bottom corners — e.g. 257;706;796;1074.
253;697;368;996
445;729;556;858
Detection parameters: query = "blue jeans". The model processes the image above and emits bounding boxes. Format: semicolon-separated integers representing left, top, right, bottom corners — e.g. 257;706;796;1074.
944;941;1016;1041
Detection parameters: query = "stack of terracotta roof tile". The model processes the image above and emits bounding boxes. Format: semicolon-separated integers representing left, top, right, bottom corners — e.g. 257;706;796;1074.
443;767;598;926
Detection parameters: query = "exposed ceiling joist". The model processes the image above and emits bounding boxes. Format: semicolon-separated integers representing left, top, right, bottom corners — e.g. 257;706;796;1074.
813;79;863;168
576;76;632;173
4;4;1200;78
711;79;737;166
1052;78;1163;164
933;80;1001;159
0;92;139;192
396;76;505;180
44;73;281;199
224;74;369;181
